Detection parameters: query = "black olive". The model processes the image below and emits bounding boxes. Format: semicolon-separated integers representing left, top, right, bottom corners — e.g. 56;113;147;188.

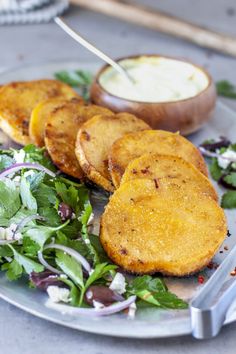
58;202;73;221
85;285;123;306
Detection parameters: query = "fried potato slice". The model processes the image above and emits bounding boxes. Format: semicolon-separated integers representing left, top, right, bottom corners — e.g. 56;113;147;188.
30;96;84;147
0;80;78;145
109;130;208;188
100;179;226;276
75;113;150;192
121;154;217;201
45;103;112;179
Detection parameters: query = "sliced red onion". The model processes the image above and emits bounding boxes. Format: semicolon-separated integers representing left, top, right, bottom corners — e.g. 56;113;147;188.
0;162;56;180
43;243;91;273
199;147;236;162
46;295;136;317
15;214;45;233
38;251;62;275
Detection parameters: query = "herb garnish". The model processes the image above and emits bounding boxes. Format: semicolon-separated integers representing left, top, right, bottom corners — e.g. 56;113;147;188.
216;80;236;99
200;137;236;209
55;70;93;101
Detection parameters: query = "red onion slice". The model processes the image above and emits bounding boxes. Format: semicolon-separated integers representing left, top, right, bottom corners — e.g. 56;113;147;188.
43;243;91;273
199;147;236;162
0;162;56;179
16;214;45;232
38;251;62;275
46;295;136;317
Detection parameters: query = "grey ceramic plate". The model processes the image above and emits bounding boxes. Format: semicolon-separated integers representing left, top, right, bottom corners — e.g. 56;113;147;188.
0;61;236;338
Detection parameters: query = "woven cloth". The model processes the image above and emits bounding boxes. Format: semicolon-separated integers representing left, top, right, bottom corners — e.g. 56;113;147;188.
0;0;69;24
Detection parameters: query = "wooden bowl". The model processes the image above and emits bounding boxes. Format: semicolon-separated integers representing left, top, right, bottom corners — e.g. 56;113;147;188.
90;55;216;135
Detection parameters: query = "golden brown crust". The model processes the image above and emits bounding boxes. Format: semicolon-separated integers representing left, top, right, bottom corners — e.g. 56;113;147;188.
29;96;84;147
109;130;208;188
0;80;79;145
75;113;150;191
121;153;218;201
45;103;112;179
100;179;226;276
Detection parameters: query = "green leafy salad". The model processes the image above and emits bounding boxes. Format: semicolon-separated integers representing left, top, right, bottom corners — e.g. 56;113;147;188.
0;145;187;317
200;137;236;209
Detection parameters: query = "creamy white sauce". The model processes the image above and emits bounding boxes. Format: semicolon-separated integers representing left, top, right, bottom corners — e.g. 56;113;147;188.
99;56;209;103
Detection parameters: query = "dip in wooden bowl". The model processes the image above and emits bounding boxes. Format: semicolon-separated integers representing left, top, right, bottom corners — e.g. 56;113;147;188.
90;55;216;135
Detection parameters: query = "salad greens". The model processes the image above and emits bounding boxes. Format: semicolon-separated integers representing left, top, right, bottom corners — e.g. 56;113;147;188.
200;137;236;209
216;80;236;99
55;69;93;101
0;145;187;314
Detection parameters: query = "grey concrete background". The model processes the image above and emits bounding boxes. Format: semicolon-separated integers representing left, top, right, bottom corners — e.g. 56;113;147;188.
0;0;236;353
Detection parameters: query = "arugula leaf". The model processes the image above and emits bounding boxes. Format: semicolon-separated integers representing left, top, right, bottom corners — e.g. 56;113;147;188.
223;172;236;187
8;245;43;275
56;250;84;288
20;176;37;211
85;263;117;289
0;179;21;218
209;158;222;181
221;191;236;209
2;259;23;281
216;80;236;99
0;154;14;171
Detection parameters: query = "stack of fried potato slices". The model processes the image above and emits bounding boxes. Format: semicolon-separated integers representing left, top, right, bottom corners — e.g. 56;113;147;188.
0;79;226;276
96;131;225;276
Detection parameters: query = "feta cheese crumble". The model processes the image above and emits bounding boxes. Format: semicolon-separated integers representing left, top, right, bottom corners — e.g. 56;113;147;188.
47;286;71;303
109;273;126;294
13;149;25;163
0;223;22;241
92;300;105;309
128;302;137;319
218;149;236;169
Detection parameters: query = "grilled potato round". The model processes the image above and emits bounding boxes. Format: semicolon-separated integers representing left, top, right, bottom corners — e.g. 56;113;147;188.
109;130;208;188
75;113;150;192
0;80;78;145
45;102;112;179
30;96;84;147
100;179;226;276
121;154;217;201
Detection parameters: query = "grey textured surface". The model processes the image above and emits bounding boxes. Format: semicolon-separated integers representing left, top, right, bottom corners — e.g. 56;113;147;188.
0;0;236;352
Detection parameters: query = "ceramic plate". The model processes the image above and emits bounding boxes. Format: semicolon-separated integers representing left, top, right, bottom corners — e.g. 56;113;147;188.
0;61;236;338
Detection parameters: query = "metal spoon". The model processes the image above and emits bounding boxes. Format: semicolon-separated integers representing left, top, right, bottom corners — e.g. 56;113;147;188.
54;16;134;84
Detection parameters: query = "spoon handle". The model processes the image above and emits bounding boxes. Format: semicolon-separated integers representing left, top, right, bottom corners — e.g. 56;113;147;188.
191;243;236;339
54;16;133;83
